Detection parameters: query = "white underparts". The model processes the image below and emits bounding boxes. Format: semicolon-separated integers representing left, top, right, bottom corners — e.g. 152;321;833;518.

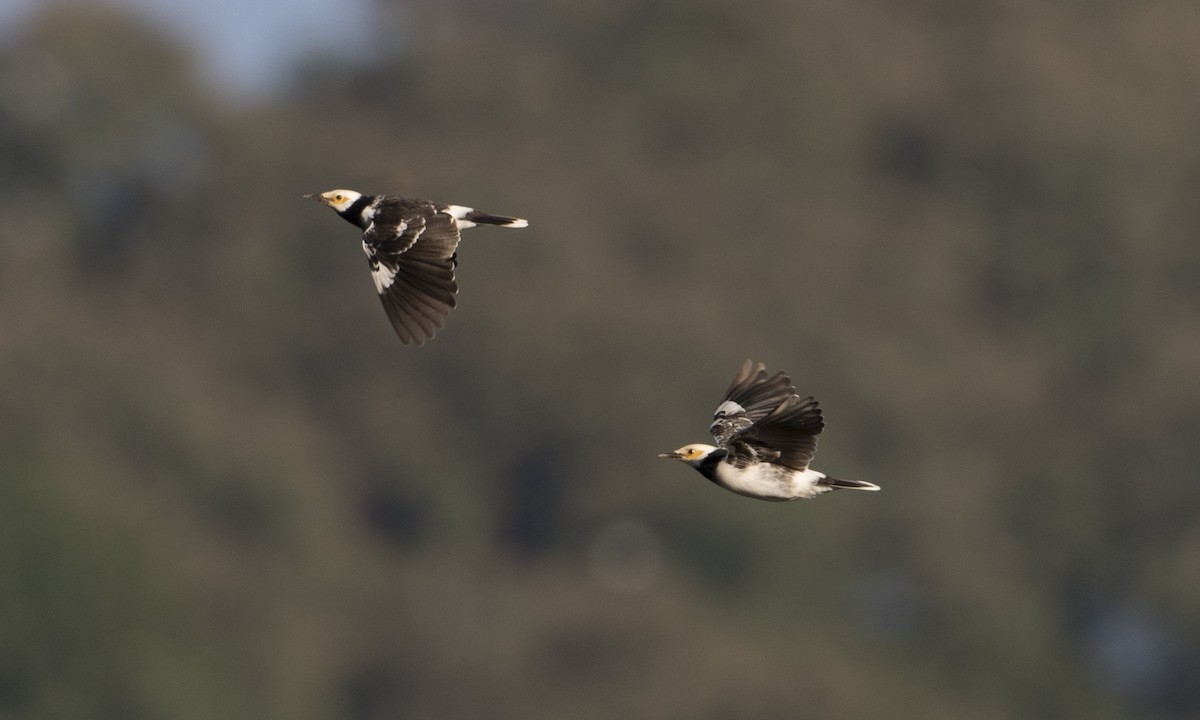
713;463;829;500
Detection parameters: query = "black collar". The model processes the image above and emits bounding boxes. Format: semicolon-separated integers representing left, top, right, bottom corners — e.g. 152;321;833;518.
339;194;376;229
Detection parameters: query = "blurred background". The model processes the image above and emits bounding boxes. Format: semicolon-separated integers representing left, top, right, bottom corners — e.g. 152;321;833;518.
1;0;1198;718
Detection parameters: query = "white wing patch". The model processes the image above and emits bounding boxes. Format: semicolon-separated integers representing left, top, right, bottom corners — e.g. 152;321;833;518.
371;262;397;294
714;400;746;419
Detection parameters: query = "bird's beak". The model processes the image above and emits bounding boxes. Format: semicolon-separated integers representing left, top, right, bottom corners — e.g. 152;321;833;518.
659;451;682;459
303;193;325;203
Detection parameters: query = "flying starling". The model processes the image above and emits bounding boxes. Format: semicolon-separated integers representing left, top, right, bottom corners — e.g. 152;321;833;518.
660;360;879;501
305;189;527;345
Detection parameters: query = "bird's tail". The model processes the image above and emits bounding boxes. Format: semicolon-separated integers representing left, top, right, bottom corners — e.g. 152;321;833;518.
463;210;529;228
818;476;880;492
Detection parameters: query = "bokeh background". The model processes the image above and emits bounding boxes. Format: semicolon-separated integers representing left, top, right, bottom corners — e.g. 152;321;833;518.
2;1;1199;718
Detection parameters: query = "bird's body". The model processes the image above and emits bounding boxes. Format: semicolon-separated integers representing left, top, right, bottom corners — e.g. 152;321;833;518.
660;360;879;501
684;447;835;501
305;189;527;345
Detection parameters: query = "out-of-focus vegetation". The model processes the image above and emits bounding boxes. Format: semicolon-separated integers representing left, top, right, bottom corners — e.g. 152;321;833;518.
1;1;1199;718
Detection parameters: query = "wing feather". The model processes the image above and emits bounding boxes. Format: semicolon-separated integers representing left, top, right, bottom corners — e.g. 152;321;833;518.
365;214;424;256
709;359;798;447
726;395;824;471
374;212;462;345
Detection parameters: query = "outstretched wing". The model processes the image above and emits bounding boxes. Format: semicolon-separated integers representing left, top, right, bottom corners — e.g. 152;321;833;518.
709;359;797;447
725;395;824;471
373;212;462;345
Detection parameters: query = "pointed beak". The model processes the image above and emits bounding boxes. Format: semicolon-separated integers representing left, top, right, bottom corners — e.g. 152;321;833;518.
303;193;325;203
658;451;682;459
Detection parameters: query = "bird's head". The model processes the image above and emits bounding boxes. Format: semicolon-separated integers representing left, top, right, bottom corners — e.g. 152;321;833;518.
658;444;719;467
304;189;363;212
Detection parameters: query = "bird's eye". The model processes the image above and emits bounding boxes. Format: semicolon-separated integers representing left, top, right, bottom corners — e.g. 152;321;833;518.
333;194;345;202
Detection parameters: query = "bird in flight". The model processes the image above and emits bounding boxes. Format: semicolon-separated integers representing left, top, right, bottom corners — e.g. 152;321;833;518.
305;189;527;345
660;360;879;501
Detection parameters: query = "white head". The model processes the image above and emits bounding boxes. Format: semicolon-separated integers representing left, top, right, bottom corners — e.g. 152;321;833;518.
658;443;719;467
304;189;363;213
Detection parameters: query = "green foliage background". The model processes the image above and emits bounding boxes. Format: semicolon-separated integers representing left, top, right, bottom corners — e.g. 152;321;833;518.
1;1;1198;718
